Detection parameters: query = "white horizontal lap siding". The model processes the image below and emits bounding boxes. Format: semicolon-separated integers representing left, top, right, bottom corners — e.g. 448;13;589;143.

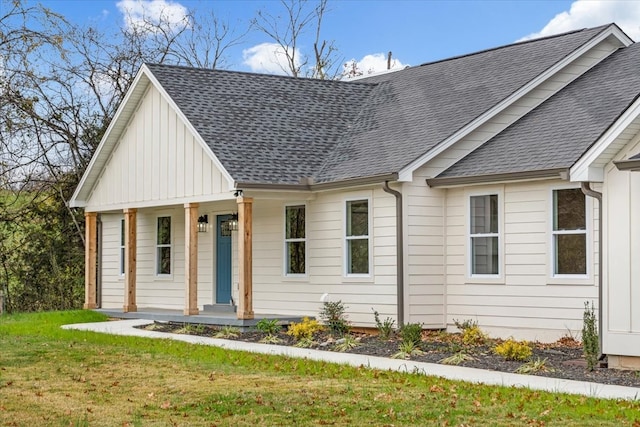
603;133;640;356
100;213;124;308
402;173;446;327
85;85;230;211
420;38;621;179
445;181;598;342
251;188;397;326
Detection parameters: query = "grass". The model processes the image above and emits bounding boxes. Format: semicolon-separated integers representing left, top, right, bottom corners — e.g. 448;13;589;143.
1;311;640;426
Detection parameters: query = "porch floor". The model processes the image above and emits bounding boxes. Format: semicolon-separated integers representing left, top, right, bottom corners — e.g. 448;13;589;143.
95;308;309;329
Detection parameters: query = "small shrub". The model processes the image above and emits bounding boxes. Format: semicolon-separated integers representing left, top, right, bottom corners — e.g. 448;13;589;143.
372;309;395;340
462;326;489;346
259;334;282;344
439;352;475;366
319;300;350;336
255;318;281;335
453;318;478;331
515;358;554;375
213;326;240;339
399;322;423;346
294;337;316;348
334;335;360;352
392;341;424;359
287;317;324;341
582;301;599;371
494;338;532;361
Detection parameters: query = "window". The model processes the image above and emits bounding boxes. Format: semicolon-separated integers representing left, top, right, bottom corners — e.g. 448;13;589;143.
552;188;586;275
156;216;171;275
285;205;306;275
469;194;499;276
346;199;369;275
120;219;125;275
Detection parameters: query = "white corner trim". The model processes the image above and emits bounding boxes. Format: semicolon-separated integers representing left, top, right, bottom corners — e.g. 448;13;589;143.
398;25;627;183
570;96;640;182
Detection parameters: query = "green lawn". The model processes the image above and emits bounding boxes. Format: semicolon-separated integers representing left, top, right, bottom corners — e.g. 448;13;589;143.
0;311;639;426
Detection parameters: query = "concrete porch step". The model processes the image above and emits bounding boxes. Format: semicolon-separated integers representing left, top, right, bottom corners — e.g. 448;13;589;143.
202;304;237;313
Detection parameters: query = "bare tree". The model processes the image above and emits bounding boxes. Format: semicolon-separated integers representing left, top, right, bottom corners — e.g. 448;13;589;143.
252;0;342;79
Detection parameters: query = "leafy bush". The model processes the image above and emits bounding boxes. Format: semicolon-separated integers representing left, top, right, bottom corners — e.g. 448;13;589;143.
494;338;532;361
255;318;281;335
582;301;599;371
319;300;350;336
515;358;554;375
453;318;478;331
392;341;424;359
399;322;423;346
439;352;475;366
213;326;240;339
462;325;489;346
372;309;395;340
334;335;359;352
287;317;324;341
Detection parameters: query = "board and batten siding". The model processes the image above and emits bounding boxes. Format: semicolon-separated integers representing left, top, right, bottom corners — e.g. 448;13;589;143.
443;180;599;342
603;133;640;356
250;187;399;326
85;84;231;212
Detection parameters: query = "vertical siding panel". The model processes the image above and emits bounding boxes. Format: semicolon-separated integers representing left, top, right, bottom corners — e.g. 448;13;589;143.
202;148;212;195
193;144;203;195
167;108;177;199
143;93;153;200
151;90;160;200
184;132;194;196
159;96;169;200
176;121;185;197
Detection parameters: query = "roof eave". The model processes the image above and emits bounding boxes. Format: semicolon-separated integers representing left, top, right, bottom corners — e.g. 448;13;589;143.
427;168;568;188
235;173;399;192
614;158;640;171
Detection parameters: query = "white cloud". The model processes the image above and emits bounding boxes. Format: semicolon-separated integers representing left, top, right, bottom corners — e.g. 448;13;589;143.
519;0;640;41
116;0;190;34
343;53;407;79
242;43;300;75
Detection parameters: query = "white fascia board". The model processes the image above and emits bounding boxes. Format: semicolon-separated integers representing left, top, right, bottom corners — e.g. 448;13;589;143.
69;66;152;208
570;96;640;182
397;25;627;182
144;68;235;191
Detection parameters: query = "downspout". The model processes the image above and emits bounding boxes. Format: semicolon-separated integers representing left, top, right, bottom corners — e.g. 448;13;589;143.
580;182;604;360
96;214;102;308
383;181;404;326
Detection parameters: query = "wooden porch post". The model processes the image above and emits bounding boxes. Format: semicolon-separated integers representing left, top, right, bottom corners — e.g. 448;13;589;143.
83;212;98;309
237;196;254;319
184;203;199;315
123;208;137;313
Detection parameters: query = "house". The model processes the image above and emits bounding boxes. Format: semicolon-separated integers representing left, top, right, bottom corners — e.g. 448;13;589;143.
70;23;640;369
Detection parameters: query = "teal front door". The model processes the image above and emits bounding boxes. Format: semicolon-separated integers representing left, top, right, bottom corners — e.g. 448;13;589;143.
216;215;232;304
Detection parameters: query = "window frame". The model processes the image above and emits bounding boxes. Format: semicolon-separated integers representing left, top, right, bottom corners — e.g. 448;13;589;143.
283;203;307;277
156;215;172;276
549;185;591;281
119;218;125;276
344;197;372;278
466;189;503;281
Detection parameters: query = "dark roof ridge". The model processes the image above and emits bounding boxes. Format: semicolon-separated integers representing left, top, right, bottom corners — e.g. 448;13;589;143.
144;62;377;87
412;23;615;70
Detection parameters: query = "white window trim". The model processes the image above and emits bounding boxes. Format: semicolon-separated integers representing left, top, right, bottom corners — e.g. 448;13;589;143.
344;196;373;278
155;215;173;277
119;218;125;277
548;185;593;284
466;188;504;282
283;203;307;278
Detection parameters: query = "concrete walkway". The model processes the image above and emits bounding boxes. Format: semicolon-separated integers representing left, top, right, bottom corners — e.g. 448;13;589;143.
62;319;640;401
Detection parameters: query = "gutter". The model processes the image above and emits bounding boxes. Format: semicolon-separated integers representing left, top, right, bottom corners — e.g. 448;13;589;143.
382;181;404;326
580;182;604;360
427;168;568;188
235;173;399;193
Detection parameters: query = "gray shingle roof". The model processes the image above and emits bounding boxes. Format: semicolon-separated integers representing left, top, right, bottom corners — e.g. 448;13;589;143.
146;25;612;186
437;41;640;180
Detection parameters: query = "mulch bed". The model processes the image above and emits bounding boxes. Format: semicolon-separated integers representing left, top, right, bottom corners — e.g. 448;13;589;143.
136;322;640;389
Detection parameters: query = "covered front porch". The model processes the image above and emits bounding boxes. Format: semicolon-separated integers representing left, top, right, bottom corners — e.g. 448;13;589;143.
83;194;260;320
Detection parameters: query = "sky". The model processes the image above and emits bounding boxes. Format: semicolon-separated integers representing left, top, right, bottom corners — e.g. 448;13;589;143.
36;0;640;76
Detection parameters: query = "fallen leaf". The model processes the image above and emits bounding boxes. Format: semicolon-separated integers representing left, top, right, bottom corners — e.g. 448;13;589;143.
160;401;171;409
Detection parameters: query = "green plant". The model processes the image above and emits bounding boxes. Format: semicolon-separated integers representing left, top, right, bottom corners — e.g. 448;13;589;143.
392;341;424;359
515;358;554;375
399;322;423;346
453;318;478;331
372;309;395;340
439;352;475;366
213;325;240;339
259;334;282;344
319;300;350;336
494;338;532;361
287;317;324;341
256;318;282;335
334;335;360;352
294;337;316;348
582;301;599;371
461;325;489;346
